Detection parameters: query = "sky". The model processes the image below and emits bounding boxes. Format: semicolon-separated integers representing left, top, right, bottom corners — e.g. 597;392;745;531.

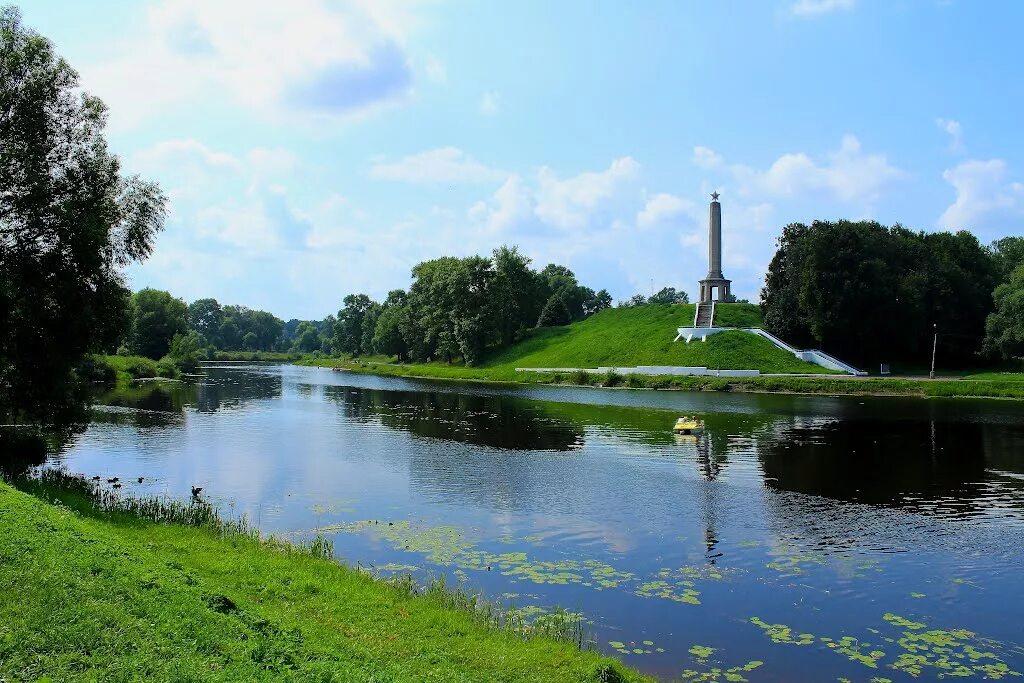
19;0;1024;320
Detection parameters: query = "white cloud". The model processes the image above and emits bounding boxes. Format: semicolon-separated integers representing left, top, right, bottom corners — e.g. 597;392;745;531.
534;157;640;229
370;147;507;184
789;0;855;17
468;175;534;233
939;158;1024;230
479;91;500;116
936;117;964;153
637;193;696;228
692;146;724;170
697;135;903;206
79;0;418;128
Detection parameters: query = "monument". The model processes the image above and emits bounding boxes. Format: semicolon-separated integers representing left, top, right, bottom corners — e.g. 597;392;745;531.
698;192;732;303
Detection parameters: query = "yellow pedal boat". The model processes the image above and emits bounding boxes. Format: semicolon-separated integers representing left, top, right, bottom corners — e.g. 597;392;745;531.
673;417;705;435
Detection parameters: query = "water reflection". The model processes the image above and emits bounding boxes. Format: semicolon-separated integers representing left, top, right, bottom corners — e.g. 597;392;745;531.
757;417;1024;518
323;384;585;451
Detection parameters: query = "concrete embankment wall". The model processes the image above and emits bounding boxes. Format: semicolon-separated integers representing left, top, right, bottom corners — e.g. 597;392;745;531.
516;366;762;377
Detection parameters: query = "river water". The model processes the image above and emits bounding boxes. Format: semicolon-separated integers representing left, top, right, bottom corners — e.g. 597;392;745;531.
54;364;1024;681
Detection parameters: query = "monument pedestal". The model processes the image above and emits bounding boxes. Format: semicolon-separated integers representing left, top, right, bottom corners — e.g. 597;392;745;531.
699;277;732;303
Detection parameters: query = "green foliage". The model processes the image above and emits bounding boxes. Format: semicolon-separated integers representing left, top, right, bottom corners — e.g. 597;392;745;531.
128;289;189;359
96;354;178;383
289;321;321;353
372;300;408;360
334;293;374;356
984;264;1024;360
761;221;997;366
0;8;165;442
167;330;207;372
0;478;649;682
647;287;690;305
537;294;573;327
187;298;224;346
992;236;1024;281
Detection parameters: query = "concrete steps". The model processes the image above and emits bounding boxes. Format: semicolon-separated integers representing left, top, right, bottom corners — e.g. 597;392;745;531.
694;302;714;328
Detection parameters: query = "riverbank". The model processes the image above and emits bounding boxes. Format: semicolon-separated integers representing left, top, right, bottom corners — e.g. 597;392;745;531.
0;473;646;682
296;357;1024;399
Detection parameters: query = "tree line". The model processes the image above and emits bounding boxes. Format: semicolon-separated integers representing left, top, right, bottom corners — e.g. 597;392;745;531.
122;246;613;367
761;221;1024;367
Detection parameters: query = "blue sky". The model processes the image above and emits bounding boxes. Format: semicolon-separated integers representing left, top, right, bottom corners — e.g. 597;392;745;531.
20;0;1024;319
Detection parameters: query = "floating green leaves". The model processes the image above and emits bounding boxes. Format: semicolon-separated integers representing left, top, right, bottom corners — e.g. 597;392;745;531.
749;612;1022;680
681;651;764;683
689;645;716;660
749;617;815;645
607;638;663;656
322;519;725;606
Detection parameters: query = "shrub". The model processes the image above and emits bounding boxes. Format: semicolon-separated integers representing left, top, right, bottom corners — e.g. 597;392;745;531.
155;359;178;378
602;370;623;387
570;369;592;385
625;373;646;388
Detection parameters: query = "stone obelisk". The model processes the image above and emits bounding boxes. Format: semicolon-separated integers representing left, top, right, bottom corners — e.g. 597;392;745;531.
698;192;732;303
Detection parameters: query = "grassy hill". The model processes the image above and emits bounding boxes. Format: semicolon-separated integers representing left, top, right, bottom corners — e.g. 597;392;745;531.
481;303;830;374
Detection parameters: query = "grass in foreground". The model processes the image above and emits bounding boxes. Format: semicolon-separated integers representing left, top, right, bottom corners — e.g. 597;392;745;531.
0;472;646;683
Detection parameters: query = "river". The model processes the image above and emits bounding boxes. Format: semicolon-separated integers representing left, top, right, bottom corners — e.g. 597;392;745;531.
53;363;1024;681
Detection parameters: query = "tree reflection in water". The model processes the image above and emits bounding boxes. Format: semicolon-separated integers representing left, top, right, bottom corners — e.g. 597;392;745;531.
323;384;584;452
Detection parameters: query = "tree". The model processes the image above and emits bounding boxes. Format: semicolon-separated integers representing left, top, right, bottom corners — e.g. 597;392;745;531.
409;256;496;364
168;330;206;372
582;288;613;315
0;8;165;449
761;220;998;366
992;236;1024;282
537;295;572;327
127;289;189;359
361;302;382;356
188;298;223;346
984;264;1024;360
372;305;407;360
491;245;543;345
291;322;321;353
335;294;374;356
648;287;690;305
619;294;648;308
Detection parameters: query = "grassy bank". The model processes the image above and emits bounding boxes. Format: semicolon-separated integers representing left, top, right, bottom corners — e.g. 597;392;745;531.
484;304;830;374
92;354;180;384
0;473;646;683
289;303;1024;399
299;359;1024;399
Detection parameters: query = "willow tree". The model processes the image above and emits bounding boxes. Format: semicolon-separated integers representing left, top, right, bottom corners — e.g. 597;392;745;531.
0;7;166;457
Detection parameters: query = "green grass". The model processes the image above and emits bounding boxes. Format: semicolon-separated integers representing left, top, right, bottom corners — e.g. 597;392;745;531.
300;358;1024;399
961;372;1024;382
0;473;647;683
482;304;825;373
95;354;179;384
485;310;827;374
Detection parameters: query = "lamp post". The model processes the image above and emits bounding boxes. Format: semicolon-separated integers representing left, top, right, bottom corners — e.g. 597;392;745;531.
929;324;938;379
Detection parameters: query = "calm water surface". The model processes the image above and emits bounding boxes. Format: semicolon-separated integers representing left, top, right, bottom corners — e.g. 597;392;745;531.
55;364;1024;681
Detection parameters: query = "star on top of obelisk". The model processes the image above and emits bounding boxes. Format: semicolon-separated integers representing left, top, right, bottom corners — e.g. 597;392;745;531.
711;191;720;201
